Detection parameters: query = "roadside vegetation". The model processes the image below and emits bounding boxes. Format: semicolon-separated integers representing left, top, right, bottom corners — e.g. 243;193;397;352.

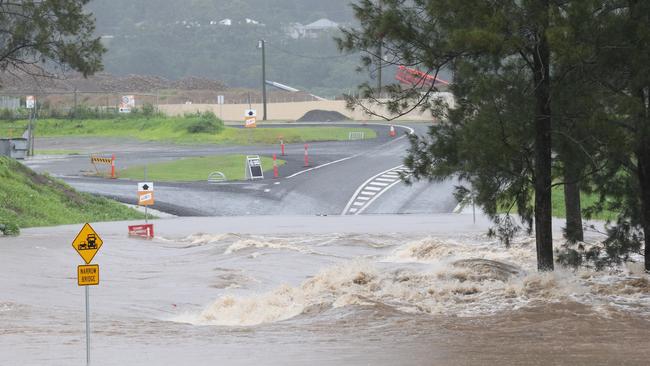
0;157;143;235
0;110;376;145
120;155;284;182
345;1;649;271
495;187;617;221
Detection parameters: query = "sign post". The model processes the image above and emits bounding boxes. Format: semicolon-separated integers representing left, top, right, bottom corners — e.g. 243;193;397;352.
26;96;35;156
71;223;103;366
217;95;225;120
245;109;257;128
137;181;154;223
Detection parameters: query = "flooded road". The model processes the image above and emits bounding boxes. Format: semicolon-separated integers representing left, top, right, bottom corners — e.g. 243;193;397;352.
1;215;648;365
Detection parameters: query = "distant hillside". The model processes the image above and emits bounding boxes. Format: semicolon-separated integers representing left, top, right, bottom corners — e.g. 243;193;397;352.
85;0;375;96
0;157;143;234
88;0;356;31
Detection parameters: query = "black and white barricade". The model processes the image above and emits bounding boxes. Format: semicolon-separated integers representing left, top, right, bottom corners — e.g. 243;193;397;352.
245;155;264;180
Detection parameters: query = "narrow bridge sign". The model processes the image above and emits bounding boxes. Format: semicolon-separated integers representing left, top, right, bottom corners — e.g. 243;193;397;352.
78;265;99;286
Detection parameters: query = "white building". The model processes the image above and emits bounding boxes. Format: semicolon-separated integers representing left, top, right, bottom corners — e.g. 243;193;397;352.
284;18;340;39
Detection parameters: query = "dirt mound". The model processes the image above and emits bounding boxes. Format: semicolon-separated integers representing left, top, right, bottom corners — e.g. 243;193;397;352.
297;110;350;122
0;72;227;93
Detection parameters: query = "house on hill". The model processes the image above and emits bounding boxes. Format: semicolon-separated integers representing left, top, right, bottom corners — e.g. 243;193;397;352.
284;18;340;39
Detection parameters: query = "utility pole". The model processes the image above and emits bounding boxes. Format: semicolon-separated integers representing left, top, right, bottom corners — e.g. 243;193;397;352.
73;88;78;119
258;39;267;121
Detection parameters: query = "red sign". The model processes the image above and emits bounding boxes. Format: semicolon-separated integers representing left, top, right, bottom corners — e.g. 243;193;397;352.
128;224;154;239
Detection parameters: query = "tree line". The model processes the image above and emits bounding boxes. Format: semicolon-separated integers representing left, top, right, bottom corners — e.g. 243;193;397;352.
340;0;650;272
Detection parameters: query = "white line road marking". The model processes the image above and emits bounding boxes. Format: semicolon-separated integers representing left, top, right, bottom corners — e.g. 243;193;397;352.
375;178;397;182
353;201;364;206
285;156;355;178
349;208;358;213
369;181;390;187
355;178;404;215
286;124;414;179
341;165;407;215
357;196;371;201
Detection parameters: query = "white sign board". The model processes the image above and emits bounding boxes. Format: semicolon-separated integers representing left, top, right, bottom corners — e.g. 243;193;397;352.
119;95;135;113
26;96;35;109
217;95;225;105
138;182;154;192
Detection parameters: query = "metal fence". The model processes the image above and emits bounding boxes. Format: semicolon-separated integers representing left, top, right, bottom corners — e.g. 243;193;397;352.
0;96;20;110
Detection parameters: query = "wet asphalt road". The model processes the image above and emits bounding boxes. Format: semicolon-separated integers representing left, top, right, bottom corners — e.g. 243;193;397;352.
24;122;457;216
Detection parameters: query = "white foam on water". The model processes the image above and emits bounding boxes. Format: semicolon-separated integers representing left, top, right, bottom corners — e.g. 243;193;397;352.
180;233;240;246
0;301;15;312
170;234;650;327
224;238;309;255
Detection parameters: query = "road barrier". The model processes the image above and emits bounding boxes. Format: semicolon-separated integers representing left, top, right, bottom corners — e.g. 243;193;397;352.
304;144;309;167
280;140;285;156
207;171;227;184
128;224;154;239
349;131;365;140
90;154;116;178
390;125;396;137
273;154;279;178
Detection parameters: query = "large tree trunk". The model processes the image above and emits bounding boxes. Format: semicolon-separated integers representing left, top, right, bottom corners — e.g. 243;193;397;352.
637;86;650;272
532;0;554;271
564;159;584;242
639;148;650;272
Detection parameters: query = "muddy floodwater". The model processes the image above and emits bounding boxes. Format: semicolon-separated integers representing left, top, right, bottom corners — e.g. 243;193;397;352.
1;215;649;365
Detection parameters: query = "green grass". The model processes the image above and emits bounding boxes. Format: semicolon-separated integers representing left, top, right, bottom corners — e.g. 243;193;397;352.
35;149;82;155
550;185;618;221
0;157;144;232
119;155;285;182
0;116;377;145
497;186;618;220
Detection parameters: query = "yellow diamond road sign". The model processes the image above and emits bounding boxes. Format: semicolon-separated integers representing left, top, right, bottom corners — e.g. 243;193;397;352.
72;223;103;264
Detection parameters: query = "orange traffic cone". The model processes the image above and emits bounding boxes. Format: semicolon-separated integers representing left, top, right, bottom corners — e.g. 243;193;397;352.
389;125;396;137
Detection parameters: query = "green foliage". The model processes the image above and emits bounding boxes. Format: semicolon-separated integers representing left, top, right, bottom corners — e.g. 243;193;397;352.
0;157;143;229
0;116;375;145
141;103;155;117
0;221;20;236
0;1;105;78
0;108;30;121
343;0;650;271
185;111;224;134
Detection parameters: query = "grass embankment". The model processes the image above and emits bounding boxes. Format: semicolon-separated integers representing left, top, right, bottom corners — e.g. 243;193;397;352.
120;155;284;182
0;114;376;145
0;157;143;234
497;186;617;220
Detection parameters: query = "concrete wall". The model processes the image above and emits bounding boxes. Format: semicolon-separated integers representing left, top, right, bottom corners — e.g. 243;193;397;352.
158;100;434;122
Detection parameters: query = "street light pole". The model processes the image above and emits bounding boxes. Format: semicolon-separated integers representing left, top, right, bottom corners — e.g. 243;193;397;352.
258;39;267;121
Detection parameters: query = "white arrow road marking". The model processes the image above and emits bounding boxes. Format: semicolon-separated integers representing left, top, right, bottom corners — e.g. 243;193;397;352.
341;165;410;215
